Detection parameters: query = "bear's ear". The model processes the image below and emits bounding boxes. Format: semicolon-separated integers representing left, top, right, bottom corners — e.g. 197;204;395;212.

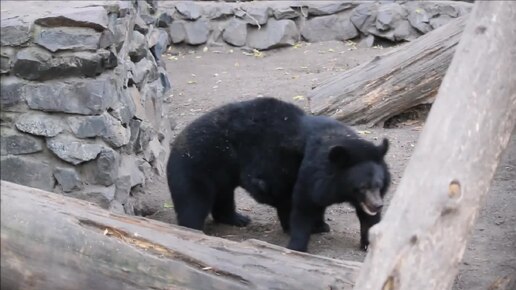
378;138;389;157
328;145;349;165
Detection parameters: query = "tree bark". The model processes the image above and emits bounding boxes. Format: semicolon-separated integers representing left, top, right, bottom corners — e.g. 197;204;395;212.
308;16;467;127
0;180;361;290
353;2;516;290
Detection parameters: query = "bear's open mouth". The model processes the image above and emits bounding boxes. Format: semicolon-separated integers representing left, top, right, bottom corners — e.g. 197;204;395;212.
360;202;379;216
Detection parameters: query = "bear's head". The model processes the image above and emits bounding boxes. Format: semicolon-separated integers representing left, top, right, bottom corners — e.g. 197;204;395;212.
327;138;390;216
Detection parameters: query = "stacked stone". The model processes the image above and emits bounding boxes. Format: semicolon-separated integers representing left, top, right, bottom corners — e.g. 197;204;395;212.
157;0;472;50
0;0;172;215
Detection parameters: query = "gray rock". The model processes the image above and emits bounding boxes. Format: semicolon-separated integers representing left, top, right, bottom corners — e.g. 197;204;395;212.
157;12;173;28
13;47;106;81
158;66;172;95
118;155;145;188
109;200;125;214
350;3;380;35
0;156;55;191
438;4;459;18
134;122;155;153
0;76;25;109
222;18;248;47
175;2;202;20
375;3;407;31
123;118;141;154
358;34;376;48
241;6;270;26
34;26;101;52
134;14;149;35
114;175;131;204
123;196;136;215
54;167;83;192
109;88;136;125
15;112;64;137
24;77;116;115
392;20;420;41
129;30;147;62
307;2;356;16
430;15;454;30
301;14;358;42
93;149;119;186
99;29;115;48
47;135;103;165
34;6;109;31
169;21;186;44
0;17;31;46
145;137;167;176
273;6;300;20
184;19;210;45
102;114;131;148
67;113;130;148
203;3;234;20
114;18;128;51
0;56;10;74
148;28;169;60
129;86;146;120
12;47;51;80
131;57;158;87
408;7;432;34
72;185;115;209
0;127;44;155
98;49;118;70
247;19;299;50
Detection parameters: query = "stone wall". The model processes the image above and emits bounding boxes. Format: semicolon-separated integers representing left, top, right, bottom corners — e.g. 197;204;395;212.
0;0;172;215
155;1;472;49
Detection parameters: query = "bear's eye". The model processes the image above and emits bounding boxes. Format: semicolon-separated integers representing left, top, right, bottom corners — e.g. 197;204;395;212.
358;184;368;192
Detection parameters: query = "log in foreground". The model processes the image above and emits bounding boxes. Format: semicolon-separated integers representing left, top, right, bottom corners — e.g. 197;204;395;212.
354;1;516;290
309;16;467;127
0;181;361;290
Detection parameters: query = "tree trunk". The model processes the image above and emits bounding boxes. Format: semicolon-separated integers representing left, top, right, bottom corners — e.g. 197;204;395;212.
308;16;467;127
0;180;360;290
353;1;516;290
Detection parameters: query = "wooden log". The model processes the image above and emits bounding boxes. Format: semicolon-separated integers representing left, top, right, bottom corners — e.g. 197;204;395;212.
353;1;516;290
308;16;467;127
0;180;361;290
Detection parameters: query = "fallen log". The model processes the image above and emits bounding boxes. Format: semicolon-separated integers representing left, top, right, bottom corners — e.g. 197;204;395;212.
0;180;360;290
308;16;467;127
353;1;516;290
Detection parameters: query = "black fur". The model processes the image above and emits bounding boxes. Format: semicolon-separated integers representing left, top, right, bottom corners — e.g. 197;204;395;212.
167;97;390;252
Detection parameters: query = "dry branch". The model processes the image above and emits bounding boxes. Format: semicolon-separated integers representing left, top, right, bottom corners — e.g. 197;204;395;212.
0;180;361;290
353;1;516;289
309;16;467;127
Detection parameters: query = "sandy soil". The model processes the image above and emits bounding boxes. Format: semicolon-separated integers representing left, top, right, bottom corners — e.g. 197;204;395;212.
142;40;515;289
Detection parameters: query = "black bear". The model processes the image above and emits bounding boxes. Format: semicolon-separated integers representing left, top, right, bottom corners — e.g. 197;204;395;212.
167;97;390;252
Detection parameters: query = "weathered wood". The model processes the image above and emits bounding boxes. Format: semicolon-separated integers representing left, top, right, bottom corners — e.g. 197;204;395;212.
0;180;361;290
354;1;516;290
308;16;467;127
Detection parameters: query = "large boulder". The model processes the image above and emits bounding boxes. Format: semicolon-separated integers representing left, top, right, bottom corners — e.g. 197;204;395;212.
24;77;117;115
247;19;299;50
301;14;358;42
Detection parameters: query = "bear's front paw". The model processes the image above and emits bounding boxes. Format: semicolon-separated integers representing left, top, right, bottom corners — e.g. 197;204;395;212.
286;242;308;252
360;240;369;251
214;212;251;227
312;222;330;234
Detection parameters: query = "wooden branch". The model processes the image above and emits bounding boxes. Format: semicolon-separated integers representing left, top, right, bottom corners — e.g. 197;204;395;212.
353;2;516;290
308;16;467;127
0;180;361;290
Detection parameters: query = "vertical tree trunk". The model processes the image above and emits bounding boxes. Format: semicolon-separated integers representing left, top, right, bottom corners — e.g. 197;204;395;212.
353;1;516;290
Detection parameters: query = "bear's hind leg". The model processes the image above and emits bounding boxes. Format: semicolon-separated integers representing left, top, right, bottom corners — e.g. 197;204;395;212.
211;189;251;227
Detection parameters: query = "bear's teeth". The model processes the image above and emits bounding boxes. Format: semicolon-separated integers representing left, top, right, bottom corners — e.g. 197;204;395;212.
360;202;378;216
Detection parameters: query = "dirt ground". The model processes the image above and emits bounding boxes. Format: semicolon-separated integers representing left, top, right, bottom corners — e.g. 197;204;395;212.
142;40;515;289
